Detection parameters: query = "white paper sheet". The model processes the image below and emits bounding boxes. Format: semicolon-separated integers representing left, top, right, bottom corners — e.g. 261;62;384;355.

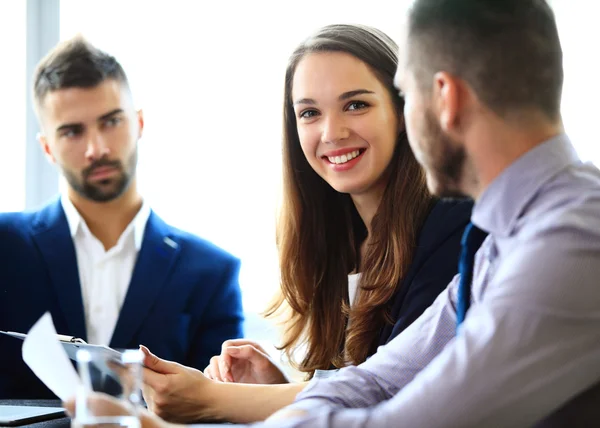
22;312;81;401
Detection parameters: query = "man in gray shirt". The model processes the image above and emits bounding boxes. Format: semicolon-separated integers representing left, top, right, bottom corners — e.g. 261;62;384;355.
263;0;600;426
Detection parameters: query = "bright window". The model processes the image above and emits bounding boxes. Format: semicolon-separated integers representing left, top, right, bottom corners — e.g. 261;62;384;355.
553;1;600;164
0;1;26;212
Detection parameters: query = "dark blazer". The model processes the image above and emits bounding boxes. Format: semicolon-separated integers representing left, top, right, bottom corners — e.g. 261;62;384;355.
378;198;473;347
0;198;244;399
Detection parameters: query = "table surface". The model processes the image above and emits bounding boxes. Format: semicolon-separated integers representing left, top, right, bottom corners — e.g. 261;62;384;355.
0;400;241;427
0;400;69;428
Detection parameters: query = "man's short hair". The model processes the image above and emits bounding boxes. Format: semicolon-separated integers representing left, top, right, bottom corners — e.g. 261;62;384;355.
33;35;129;112
407;0;563;120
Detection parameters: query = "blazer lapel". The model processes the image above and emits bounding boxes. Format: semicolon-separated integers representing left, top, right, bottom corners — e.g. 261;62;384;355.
31;199;87;340
109;212;180;348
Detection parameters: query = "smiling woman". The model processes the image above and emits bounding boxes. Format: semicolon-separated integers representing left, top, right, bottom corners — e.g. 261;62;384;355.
270;23;472;378
292;52;399;196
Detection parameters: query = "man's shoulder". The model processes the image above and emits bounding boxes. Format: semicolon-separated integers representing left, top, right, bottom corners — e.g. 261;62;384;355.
490;167;600;310
0;211;44;260
0;210;37;236
0;198;63;232
519;162;600;239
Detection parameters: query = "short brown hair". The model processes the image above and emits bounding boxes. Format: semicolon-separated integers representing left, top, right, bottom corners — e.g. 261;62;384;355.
33;35;129;111
407;0;563;120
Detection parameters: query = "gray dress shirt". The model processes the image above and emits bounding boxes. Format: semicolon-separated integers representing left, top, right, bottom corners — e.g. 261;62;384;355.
261;134;600;427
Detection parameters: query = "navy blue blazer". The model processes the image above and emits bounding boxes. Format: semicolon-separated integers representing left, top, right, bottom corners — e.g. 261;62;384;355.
377;198;473;347
0;199;244;399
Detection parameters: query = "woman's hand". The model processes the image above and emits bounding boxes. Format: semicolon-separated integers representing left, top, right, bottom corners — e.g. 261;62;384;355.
140;345;221;423
204;339;289;384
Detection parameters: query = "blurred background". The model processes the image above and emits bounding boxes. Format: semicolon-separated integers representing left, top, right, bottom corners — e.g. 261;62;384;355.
1;0;597;335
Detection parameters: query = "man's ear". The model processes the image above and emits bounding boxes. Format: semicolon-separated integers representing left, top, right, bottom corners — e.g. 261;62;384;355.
136;109;144;140
37;132;56;164
432;71;460;134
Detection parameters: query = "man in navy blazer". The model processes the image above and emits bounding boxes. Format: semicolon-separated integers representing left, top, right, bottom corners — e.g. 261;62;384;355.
0;36;244;399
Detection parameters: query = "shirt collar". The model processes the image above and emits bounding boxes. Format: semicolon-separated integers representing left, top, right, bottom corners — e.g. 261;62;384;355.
472;133;581;237
61;194;82;239
60;195;151;251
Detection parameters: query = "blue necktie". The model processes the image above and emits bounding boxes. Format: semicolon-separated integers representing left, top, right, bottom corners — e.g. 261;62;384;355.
456;222;488;332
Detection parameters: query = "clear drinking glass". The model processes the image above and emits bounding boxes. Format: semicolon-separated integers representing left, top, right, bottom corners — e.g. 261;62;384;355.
73;348;143;428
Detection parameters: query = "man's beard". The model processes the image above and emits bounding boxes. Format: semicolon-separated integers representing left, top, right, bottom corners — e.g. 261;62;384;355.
422;109;469;199
63;149;137;202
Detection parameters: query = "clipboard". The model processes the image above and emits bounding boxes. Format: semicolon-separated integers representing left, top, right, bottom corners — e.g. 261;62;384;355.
1;330;122;361
1;330;124;381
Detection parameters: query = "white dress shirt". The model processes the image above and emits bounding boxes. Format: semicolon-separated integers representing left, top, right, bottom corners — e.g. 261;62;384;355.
61;196;151;345
265;135;600;427
348;273;361;308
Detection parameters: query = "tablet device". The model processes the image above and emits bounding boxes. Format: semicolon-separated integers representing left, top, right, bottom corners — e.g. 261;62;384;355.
0;405;65;426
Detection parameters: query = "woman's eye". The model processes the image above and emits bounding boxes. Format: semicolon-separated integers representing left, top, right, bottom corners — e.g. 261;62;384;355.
347;101;368;111
299;109;319;119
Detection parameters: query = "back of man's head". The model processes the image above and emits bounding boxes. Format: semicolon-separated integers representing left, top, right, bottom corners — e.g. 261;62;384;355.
407;0;562;121
33;35;129;114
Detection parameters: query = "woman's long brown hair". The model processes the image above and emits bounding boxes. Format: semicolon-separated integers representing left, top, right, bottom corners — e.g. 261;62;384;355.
265;24;434;378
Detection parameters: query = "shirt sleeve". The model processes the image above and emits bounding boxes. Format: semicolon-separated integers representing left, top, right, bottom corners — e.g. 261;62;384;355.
263;225;600;427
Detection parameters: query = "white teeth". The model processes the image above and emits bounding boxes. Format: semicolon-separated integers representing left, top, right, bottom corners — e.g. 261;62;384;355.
328;150;361;165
